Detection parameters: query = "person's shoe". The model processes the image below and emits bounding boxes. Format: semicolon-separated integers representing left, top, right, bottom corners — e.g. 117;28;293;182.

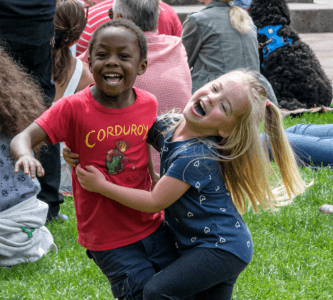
55;212;68;221
319;204;333;214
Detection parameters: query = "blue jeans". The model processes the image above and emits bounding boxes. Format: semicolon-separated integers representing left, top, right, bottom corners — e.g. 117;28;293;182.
261;124;333;167
143;248;248;300
86;221;179;300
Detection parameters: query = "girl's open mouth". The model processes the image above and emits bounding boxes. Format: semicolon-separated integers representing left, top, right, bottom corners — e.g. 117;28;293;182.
193;100;206;116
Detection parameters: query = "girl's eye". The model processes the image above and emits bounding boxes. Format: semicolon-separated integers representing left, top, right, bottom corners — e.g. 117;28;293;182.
120;54;130;59
212;85;218;92
221;103;226;112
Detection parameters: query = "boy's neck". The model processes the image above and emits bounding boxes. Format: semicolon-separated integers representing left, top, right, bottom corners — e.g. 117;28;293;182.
90;86;136;109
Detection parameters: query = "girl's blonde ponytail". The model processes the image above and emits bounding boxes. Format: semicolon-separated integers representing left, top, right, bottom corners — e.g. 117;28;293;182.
226;1;252;35
264;103;309;200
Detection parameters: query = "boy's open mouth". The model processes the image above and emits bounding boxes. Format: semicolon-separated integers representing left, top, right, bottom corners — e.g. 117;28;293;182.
193;100;206;116
104;73;123;84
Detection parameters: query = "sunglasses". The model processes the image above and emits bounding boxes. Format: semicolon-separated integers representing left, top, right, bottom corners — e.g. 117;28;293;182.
108;7;114;20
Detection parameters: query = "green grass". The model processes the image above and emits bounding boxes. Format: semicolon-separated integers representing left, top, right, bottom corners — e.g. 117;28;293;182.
1;112;333;300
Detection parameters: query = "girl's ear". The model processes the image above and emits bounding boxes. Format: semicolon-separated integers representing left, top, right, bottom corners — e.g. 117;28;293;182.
138;59;148;76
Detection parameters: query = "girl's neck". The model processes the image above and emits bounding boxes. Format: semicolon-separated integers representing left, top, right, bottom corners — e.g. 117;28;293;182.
172;120;206;142
90;86;136;109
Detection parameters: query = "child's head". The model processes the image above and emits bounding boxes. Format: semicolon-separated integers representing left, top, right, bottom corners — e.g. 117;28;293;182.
88;19;147;61
53;0;87;85
88;19;148;98
184;69;267;140
0;45;46;154
181;69;307;214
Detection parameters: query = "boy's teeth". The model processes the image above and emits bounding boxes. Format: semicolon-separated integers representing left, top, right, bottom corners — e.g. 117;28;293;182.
105;74;121;83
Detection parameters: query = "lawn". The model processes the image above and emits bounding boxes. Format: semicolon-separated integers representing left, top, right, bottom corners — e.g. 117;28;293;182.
1;112;333;300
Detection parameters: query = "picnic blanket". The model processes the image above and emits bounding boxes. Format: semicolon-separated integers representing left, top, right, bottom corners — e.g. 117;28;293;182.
0;195;57;267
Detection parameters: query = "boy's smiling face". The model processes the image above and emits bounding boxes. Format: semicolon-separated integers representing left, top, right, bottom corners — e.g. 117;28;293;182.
89;26;147;108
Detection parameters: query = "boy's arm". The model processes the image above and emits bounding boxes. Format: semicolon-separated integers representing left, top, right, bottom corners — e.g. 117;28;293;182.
10;122;47;178
147;145;160;190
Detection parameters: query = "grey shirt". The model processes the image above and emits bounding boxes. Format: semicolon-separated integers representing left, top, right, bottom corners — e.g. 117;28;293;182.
0;128;40;213
181;0;278;105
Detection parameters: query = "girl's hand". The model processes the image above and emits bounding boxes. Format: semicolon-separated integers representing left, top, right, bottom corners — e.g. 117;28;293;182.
14;155;45;178
150;171;160;191
63;143;79;167
75;164;106;193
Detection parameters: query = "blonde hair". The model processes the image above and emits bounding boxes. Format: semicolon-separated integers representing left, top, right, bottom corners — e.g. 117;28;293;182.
157;69;310;214
221;0;252;35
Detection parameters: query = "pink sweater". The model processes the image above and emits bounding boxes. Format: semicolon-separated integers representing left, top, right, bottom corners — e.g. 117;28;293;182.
76;0;183;56
79;31;192;172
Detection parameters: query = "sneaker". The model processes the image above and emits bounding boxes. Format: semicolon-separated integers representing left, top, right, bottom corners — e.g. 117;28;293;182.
319;204;333;214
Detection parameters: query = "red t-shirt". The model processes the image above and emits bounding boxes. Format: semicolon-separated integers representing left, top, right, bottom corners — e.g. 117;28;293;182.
35;86;163;251
76;0;183;56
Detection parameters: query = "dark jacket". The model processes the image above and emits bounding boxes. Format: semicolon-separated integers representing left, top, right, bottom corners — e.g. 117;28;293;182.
0;0;56;48
181;0;278;105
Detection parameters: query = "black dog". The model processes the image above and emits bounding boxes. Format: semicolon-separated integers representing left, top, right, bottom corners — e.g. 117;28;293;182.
248;0;332;110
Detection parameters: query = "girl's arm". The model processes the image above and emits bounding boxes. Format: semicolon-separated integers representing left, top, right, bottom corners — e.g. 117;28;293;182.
147;145;160;190
76;164;190;213
10;123;47;178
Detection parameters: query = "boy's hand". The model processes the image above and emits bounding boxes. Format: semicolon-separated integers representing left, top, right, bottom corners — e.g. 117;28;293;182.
63;143;79;167
76;164;106;193
14;155;45;178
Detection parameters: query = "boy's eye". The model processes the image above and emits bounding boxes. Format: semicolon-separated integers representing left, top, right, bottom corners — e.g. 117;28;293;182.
120;53;130;59
96;52;106;58
212;84;218;92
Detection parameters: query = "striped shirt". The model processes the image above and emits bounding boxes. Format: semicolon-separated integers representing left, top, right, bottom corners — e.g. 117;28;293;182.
76;0;183;56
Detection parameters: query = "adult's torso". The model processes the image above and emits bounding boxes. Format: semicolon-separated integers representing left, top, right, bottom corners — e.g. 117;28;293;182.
0;0;56;48
189;1;260;92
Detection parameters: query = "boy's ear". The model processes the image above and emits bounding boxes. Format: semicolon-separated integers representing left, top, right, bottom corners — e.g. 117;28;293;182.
88;56;93;73
138;59;148;76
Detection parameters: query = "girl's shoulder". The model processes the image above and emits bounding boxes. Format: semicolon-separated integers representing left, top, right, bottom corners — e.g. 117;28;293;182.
76;62;95;93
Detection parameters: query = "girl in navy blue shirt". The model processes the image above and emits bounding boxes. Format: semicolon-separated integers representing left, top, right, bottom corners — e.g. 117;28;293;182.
74;69;309;299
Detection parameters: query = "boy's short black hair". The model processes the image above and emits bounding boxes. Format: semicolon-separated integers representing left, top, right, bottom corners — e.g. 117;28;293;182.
88;19;148;61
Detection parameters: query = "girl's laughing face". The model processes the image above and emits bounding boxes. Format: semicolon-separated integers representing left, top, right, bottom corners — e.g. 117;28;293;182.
183;73;250;138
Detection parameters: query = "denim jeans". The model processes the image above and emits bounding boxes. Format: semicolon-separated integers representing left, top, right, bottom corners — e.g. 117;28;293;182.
86;221;179;300
143;248;248;300
261;124;333;167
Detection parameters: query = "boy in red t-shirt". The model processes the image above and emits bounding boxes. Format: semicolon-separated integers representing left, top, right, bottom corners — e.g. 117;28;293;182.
10;19;177;299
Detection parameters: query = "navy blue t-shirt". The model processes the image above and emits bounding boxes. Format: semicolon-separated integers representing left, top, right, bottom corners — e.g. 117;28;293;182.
148;116;253;264
0;0;56;48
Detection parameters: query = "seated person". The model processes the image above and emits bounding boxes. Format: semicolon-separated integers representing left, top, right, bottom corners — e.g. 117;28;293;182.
0;47;56;268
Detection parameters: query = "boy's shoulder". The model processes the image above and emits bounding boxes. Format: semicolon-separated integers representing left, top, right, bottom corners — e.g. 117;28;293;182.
133;87;158;106
57;85;92;106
